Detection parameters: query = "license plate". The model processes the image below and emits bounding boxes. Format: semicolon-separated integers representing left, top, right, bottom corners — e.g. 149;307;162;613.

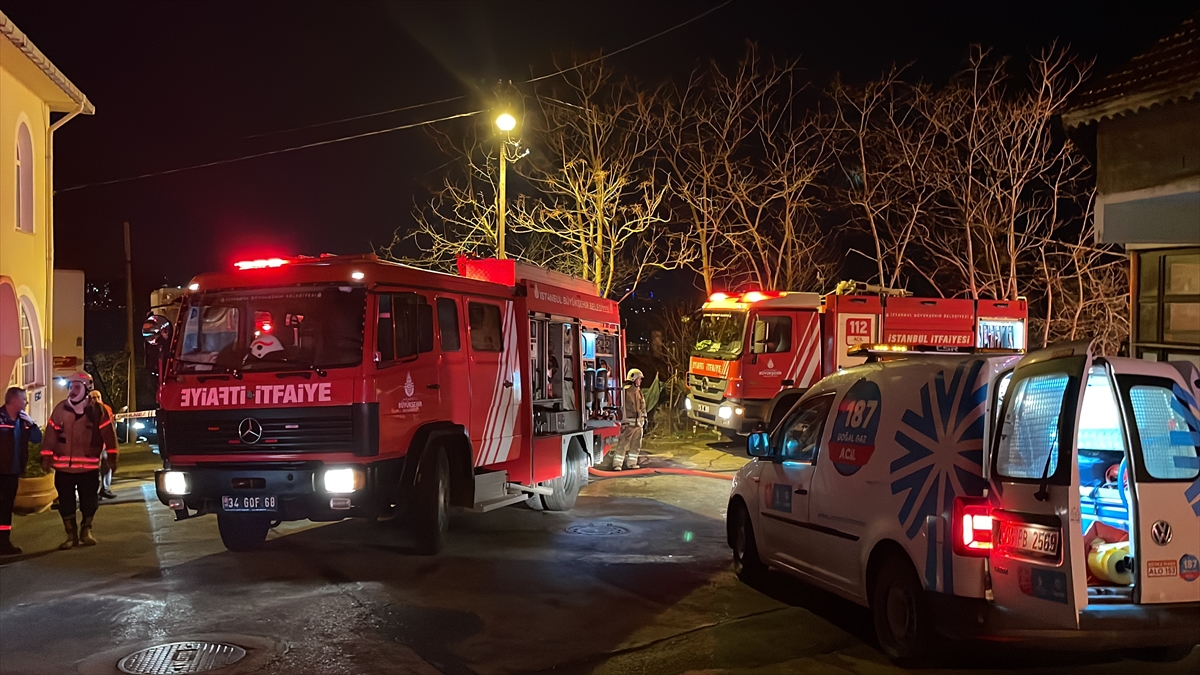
696;404;710;414
998;521;1060;560
221;495;277;512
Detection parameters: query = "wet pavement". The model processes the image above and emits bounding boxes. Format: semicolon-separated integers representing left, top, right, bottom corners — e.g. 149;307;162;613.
2;437;1198;674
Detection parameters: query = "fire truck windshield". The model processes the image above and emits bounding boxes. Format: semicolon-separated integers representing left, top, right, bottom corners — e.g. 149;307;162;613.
693;311;747;359
174;285;367;373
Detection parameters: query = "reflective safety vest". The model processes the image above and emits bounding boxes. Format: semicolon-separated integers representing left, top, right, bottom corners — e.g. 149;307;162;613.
42;401;118;473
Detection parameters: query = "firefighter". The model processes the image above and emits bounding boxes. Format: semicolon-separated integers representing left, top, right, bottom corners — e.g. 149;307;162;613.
41;372;118;549
90;390;117;500
1;387;41;556
608;368;647;470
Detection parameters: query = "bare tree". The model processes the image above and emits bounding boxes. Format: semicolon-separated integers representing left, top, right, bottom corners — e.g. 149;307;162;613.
661;44;834;294
829;69;944;292
387;59;693;299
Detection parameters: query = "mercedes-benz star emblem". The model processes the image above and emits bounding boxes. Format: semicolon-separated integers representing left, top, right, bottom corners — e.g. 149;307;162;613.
238;418;263;444
1151;520;1173;546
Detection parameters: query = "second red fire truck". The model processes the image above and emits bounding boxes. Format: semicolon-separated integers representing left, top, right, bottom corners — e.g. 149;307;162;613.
143;254;626;553
686;282;1028;436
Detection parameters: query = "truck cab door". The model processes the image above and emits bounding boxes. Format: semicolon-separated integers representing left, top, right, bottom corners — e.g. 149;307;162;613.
747;310;820;400
989;341;1092;628
1110;359;1200;604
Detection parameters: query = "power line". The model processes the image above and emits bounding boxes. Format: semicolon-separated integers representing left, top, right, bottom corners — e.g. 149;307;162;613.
58;109;484;193
244;94;466;139
526;0;732;83
246;0;732;139
59;1;733;192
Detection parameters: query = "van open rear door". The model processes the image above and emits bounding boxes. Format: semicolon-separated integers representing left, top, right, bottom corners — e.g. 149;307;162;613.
1110;360;1200;604
988;342;1093;628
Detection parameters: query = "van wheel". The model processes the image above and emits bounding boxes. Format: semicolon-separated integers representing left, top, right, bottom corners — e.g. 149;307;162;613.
216;513;270;552
1128;645;1194;662
731;504;765;581
412;447;450;555
871;557;933;664
540;445;588;512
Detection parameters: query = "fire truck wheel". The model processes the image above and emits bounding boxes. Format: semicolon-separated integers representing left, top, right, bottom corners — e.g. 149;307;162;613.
870;555;934;664
216;513;271;552
412;447;450;555
539;445;588;512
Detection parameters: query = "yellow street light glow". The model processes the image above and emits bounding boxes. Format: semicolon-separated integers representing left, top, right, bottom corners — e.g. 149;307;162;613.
495;113;517;132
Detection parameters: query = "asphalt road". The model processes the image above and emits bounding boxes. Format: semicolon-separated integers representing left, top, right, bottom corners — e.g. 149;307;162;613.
1;438;1197;675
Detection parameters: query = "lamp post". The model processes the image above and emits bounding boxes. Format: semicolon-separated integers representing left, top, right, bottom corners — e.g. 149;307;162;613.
495;113;516;259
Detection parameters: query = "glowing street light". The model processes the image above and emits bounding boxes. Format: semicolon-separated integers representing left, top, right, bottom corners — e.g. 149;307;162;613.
495;112;518;259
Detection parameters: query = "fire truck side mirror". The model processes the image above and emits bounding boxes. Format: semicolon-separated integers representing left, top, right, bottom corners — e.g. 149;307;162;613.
142;314;173;346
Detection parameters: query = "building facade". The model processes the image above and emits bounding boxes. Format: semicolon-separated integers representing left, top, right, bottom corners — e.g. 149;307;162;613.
1065;14;1200;367
0;10;93;423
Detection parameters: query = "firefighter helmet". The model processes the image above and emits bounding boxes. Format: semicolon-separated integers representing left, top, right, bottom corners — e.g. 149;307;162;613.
626;368;644;382
66;371;94;389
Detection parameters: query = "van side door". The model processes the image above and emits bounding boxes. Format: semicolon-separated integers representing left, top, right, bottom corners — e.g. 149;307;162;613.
989;341;1092;628
756;393;836;573
1111;360;1200;604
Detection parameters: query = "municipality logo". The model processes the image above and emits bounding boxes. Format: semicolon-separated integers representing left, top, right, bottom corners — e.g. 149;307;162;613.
404;373;415;397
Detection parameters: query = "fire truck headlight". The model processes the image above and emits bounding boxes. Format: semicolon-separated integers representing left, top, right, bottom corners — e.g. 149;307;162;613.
684;398;692;411
735;407;744;416
718;405;734;420
161;471;190;496
323;468;365;494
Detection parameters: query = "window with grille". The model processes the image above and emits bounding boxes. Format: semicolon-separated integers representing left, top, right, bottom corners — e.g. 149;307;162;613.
1128;385;1199;481
995;372;1070;479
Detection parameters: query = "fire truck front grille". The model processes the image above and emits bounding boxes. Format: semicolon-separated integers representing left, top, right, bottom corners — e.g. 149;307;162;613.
159;405;378;457
688;373;728;399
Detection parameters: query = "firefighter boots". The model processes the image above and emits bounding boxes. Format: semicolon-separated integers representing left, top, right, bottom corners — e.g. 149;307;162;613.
59;516;79;550
78;517;97;547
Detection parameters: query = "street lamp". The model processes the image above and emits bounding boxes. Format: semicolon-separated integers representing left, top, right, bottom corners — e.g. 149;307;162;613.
495;113;517;259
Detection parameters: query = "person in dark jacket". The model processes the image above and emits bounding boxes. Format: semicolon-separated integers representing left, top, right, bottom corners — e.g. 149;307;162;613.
1;387;42;556
41;372;118;549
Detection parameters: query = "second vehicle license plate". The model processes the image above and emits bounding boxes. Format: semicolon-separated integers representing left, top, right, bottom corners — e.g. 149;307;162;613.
998;521;1060;560
221;495;277;512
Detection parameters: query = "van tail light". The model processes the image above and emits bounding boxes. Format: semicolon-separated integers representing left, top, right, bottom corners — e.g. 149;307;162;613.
953;496;993;557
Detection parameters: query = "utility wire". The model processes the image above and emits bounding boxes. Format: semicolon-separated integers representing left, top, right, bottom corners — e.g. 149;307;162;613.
59;1;733;192
246;0;732;139
244;94;466;139
57;110;484;193
526;0;732;83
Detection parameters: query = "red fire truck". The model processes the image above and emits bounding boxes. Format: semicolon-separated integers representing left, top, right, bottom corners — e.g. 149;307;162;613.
686;282;1027;436
142;254;626;553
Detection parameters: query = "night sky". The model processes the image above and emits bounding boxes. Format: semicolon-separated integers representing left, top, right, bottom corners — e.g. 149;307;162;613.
5;0;1198;302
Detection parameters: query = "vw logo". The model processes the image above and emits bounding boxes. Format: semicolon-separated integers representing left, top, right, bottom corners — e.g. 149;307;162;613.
238;418;263;444
1151;520;1173;546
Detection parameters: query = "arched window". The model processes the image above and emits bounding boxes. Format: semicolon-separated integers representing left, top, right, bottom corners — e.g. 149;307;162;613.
16;122;34;233
18;302;36;386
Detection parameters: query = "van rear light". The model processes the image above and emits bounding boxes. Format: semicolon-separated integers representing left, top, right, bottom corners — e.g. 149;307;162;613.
953;496;992;557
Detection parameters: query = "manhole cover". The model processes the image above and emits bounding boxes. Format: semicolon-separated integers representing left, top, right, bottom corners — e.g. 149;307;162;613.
566;522;630;536
118;641;247;674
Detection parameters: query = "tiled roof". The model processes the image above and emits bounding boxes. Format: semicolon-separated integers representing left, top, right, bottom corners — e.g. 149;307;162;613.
1063;13;1200;127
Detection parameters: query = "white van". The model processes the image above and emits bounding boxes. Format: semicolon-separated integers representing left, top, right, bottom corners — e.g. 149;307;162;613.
727;342;1200;662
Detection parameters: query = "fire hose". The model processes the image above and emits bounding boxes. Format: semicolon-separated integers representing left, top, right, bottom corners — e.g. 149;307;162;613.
589;466;734;481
